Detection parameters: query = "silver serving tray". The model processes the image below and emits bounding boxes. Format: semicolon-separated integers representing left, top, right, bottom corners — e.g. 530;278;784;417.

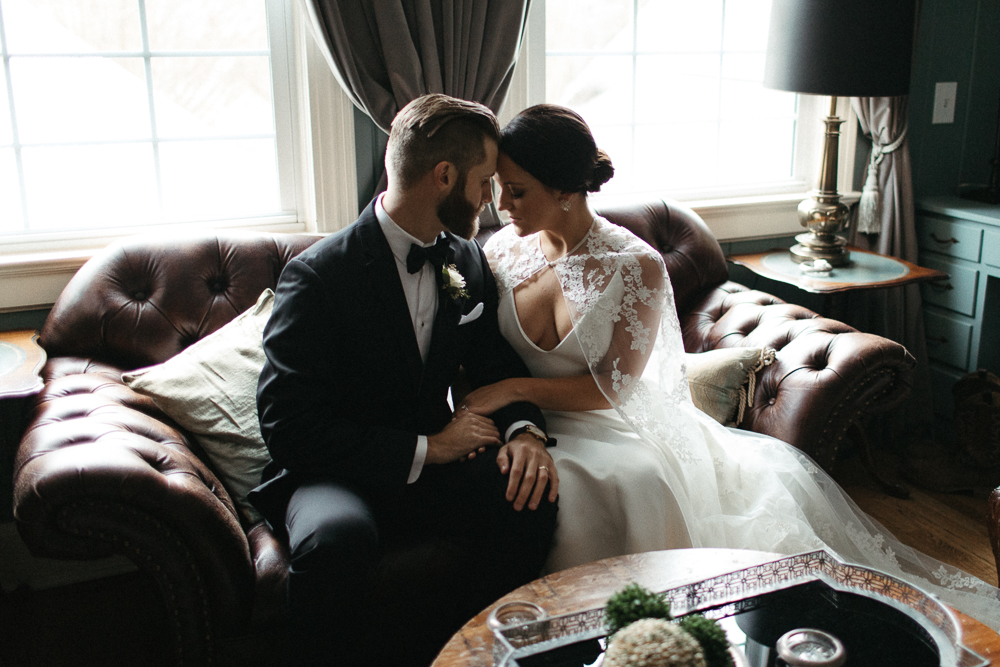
491;550;988;667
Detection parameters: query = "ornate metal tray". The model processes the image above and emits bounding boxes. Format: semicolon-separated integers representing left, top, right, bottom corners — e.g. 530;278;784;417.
490;550;988;667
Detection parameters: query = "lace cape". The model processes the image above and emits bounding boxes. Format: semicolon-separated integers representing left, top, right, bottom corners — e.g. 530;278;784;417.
485;216;1000;630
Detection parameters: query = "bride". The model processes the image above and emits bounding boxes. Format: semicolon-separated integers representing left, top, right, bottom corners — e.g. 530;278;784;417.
459;104;1000;629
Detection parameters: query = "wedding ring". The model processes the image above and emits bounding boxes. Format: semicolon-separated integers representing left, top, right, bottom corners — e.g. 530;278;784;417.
538;466;548;471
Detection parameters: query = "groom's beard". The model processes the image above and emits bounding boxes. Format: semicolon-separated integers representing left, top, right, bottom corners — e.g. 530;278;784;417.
437;172;481;240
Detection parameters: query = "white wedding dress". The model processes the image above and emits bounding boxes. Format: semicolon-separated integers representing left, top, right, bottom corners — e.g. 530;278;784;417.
485;216;1000;631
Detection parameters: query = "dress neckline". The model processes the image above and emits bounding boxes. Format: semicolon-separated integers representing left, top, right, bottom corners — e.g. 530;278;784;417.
534;218;597;266
508;284;575;354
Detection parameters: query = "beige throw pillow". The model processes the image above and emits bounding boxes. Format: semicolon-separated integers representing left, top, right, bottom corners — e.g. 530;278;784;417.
685;347;776;426
123;289;274;524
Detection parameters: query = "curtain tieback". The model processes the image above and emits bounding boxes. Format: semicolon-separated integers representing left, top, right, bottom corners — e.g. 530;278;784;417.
858;125;908;235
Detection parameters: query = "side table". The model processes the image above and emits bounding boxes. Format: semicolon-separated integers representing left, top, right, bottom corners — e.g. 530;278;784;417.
727;245;946;316
0;330;46;521
432;549;1000;667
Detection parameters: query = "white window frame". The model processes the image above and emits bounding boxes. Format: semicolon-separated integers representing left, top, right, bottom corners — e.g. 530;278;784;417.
0;0;358;312
500;0;859;243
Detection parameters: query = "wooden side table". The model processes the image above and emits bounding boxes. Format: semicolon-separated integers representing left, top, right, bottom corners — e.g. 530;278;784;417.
726;246;946;296
432;549;1000;667
0;330;46;521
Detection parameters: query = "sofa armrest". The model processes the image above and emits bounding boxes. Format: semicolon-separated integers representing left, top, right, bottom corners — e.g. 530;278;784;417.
13;358;256;663
681;282;916;469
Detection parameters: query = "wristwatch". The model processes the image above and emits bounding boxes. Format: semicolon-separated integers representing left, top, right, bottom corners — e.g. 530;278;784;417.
509;424;556;447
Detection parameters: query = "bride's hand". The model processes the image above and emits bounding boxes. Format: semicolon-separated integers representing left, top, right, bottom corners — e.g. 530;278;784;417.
457;379;521;417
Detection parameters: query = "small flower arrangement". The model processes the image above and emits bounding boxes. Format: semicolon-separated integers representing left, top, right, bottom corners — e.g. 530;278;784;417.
441;263;469;301
603;583;734;667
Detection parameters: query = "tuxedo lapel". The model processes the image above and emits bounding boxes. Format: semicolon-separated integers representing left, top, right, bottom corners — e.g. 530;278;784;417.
357;212;424;394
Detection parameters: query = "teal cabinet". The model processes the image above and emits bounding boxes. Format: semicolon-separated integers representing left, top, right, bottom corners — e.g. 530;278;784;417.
917;196;1000;415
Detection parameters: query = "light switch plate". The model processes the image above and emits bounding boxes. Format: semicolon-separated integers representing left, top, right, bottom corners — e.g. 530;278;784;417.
932;82;958;124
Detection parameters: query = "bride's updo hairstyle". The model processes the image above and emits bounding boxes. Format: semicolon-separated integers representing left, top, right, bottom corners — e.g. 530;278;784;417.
500;104;614;193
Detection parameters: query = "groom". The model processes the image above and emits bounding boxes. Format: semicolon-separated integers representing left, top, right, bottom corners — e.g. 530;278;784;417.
250;94;559;666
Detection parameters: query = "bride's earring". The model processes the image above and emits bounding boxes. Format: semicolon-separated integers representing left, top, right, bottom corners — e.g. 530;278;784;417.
561;200;572;212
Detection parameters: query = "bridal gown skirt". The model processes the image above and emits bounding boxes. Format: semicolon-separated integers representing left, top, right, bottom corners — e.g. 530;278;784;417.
493;267;1000;629
541;400;1000;630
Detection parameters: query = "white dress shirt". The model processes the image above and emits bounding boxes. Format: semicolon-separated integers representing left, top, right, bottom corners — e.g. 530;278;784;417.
375;194;534;483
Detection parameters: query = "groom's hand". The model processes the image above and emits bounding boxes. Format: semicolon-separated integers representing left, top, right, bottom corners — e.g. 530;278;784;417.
497;436;559;512
426;412;501;465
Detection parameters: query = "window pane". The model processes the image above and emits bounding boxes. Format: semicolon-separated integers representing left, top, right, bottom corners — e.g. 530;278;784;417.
0;148;23;232
21;144;158;231
635;55;720;124
633;122;719;191
0;66;11;145
4;0;141;53
152;56;274;138
11;56;150;143
547;55;633;125
158;139;279;222
722;0;771;53
145;0;268;51
636;0;722;53
720;53;795;120
719;118;795;181
547;0;632;53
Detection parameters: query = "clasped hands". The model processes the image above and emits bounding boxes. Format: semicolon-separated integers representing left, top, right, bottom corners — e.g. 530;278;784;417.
424;394;558;512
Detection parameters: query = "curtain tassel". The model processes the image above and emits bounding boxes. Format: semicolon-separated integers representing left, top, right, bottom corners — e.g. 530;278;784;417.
857;155;883;235
856;124;908;236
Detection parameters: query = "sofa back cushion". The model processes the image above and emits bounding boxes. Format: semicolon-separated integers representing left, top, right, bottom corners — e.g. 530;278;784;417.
40;232;321;370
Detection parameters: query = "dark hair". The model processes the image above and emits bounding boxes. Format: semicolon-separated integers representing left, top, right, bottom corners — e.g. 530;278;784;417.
500;104;614;193
386;94;501;189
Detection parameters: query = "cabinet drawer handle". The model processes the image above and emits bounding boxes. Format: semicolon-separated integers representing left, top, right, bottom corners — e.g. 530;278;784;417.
926;335;949;344
928;279;953;291
930;232;959;246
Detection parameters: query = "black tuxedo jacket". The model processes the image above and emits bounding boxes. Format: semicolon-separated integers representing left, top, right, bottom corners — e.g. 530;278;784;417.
249;202;545;525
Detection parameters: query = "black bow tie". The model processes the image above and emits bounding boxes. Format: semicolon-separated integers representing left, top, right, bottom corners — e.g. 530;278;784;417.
406;236;451;274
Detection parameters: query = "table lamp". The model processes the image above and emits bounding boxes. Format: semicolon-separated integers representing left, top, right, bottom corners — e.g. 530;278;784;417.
763;0;917;266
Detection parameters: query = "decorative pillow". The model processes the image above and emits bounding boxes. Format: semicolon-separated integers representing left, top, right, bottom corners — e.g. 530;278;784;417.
122;290;274;524
684;347;776;426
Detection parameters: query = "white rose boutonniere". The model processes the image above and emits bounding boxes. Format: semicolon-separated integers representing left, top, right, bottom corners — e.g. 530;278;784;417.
442;263;470;302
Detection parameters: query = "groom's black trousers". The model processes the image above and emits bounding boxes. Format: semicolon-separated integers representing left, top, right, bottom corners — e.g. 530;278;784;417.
283;449;558;667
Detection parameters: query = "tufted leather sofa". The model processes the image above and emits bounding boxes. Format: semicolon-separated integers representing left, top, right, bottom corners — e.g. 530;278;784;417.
12;200;916;665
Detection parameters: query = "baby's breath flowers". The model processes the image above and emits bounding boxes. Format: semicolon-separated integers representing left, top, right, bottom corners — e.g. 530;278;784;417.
603;618;707;667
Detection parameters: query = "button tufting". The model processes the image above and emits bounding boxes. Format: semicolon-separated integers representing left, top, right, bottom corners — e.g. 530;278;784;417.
768;398;776;406
133;291;147;301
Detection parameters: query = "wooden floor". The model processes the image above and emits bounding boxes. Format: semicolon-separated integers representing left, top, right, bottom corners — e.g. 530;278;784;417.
833;453;998;587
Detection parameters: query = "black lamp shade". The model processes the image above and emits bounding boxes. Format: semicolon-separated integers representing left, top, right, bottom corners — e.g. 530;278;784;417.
764;0;917;97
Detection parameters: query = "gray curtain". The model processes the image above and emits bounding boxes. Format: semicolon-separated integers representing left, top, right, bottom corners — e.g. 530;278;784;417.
302;0;531;133
846;96;935;458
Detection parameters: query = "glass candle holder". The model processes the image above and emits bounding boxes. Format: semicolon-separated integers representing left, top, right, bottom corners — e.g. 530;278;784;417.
488;600;548;647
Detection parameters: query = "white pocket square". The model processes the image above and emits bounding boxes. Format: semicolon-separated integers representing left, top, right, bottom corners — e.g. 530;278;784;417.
459;302;484;325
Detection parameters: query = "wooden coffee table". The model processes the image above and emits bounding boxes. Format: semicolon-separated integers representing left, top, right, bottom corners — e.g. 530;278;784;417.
431;548;1000;666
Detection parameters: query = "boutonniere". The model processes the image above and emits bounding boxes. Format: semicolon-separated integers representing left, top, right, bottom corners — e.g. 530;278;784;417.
441;264;470;302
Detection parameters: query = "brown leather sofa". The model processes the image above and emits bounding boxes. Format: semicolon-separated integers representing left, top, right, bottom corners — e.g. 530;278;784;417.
12;199;916;665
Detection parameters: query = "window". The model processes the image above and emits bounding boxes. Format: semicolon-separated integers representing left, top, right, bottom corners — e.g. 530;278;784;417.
0;0;358;313
506;0;857;238
545;0;803;201
0;0;298;242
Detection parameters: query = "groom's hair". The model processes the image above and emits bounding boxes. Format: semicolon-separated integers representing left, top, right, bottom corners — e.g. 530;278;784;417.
386;94;500;190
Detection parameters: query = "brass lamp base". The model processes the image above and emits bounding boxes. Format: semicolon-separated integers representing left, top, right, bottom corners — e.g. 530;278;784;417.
789;233;850;266
788;97;852;268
